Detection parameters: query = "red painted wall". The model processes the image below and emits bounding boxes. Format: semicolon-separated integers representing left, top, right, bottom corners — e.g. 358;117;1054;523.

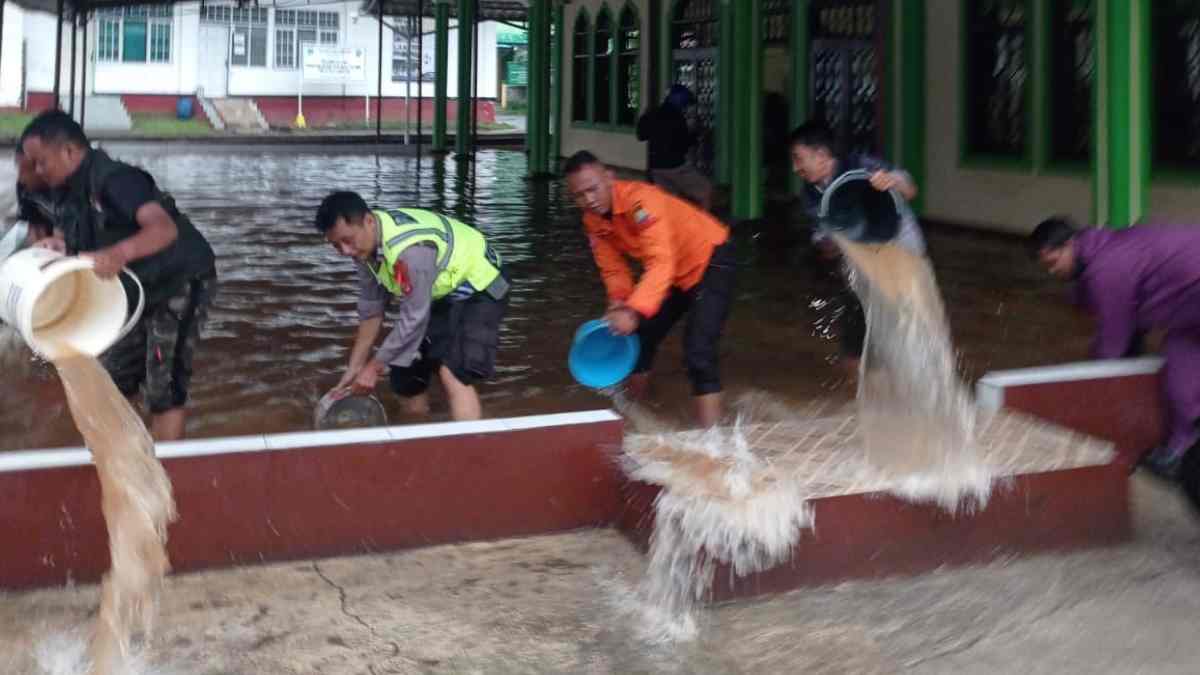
253;96;496;129
0;418;624;590
25;92;55;112
20;93;499;132
120;94;211;125
20;93;211;126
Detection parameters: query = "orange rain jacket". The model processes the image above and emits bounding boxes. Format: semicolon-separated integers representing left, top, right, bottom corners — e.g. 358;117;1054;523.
583;180;729;318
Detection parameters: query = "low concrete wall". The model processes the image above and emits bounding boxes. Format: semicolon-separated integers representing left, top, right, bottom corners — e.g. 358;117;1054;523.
0;411;624;590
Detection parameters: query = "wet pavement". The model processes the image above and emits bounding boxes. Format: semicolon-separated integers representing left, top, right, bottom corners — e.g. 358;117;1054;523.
2;473;1198;674
0;144;1094;450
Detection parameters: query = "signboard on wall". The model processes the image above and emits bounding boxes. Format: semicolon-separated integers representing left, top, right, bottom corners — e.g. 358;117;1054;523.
506;63;528;86
302;46;367;82
392;26;436;82
232;32;247;57
496;27;527;45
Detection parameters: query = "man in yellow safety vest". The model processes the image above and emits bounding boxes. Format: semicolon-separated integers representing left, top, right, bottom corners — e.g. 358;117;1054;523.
316;191;510;421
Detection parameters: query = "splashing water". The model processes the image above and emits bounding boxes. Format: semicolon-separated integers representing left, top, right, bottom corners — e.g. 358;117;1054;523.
54;354;177;675
836;236;991;511
2;630;168;675
615;237;994;642
617;397;826;643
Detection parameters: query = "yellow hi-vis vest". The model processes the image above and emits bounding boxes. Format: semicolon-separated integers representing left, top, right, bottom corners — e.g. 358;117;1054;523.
371;208;505;300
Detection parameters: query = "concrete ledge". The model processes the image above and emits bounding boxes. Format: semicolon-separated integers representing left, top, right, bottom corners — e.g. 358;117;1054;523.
976;357;1165;464
0;411;624;590
617;463;1131;603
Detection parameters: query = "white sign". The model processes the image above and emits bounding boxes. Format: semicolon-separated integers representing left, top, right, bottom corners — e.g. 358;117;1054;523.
232;33;246;57
302;46;366;82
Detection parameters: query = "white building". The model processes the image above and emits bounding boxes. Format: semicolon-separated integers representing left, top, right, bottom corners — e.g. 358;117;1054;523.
1;1;502;126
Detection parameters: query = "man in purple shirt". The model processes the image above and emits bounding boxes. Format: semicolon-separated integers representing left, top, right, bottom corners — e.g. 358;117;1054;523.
1030;217;1200;479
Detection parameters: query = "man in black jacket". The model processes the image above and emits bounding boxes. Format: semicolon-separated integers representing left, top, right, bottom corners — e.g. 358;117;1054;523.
20;110;217;441
636;84;713;210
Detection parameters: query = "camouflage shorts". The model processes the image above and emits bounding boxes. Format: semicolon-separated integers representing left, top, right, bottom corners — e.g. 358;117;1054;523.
102;275;217;414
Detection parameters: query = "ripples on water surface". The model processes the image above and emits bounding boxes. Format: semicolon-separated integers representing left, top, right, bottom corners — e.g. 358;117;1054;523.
0;144;1092;450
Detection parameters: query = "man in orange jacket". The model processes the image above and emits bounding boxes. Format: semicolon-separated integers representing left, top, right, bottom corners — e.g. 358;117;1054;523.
564;150;735;427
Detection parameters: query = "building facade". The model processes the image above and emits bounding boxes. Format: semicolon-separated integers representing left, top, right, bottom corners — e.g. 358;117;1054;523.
2;1;502;125
549;0;1200;232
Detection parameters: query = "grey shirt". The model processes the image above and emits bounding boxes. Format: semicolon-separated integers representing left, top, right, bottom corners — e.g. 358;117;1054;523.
356;243;439;368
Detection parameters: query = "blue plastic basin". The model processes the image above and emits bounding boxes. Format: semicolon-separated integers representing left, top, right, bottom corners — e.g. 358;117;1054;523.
568;318;640;389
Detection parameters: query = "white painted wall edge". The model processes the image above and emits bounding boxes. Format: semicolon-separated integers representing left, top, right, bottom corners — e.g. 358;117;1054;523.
0;409;623;473
975;356;1165;411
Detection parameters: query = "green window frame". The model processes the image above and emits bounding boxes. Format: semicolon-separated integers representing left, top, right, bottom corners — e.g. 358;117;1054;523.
573;3;639;133
960;0;1033;169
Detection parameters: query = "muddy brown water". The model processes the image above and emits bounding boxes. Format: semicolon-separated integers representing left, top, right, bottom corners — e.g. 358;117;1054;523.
55;353;175;674
0;144;1094;451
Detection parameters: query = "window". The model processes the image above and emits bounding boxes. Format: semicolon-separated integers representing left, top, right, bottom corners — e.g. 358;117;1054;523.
616;7;640;127
275;30;296;70
572;12;590;123
672;0;717;50
1049;0;1094;164
1152;1;1200;170
763;0;789;45
593;11;613;124
229;6;268;67
97;11;120;62
392;19;430;82
95;5;171;64
671;0;719;172
275;9;339;70
200;4;233;23
963;0;1030;159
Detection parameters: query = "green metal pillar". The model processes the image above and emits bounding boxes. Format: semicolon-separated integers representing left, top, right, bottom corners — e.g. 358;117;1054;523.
455;0;476;156
715;1;733;186
433;0;450;152
551;4;564;169
894;0;925;213
1093;0;1150;228
527;0;551;176
729;0;763;220
788;0;809;195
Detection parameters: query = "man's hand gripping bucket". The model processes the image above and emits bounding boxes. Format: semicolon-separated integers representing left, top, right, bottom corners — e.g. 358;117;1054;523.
0;247;145;360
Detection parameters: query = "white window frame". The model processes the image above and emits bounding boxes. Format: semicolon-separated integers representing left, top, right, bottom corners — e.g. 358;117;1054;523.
275;9;340;70
94;5;173;64
204;3;269;69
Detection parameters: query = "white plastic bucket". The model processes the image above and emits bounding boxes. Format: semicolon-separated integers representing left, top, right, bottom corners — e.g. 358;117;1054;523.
0;247;144;361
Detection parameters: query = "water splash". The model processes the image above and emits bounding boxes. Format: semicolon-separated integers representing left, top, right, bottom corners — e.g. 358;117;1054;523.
619;403;818;644
837;236;991;512
2;630;173;675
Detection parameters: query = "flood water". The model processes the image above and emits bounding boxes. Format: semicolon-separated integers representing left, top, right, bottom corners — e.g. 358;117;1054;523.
0;144;1095;451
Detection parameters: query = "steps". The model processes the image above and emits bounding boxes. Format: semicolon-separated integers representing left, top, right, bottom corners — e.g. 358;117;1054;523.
209;97;268;132
61;95;132;132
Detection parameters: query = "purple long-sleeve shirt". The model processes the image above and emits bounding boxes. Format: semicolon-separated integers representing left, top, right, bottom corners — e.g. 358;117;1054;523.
1073;225;1200;359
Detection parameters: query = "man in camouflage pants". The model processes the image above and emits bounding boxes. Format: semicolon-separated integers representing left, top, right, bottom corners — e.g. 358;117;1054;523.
20;111;217;442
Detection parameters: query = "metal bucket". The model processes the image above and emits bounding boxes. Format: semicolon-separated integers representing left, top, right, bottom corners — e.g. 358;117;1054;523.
314;389;388;430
